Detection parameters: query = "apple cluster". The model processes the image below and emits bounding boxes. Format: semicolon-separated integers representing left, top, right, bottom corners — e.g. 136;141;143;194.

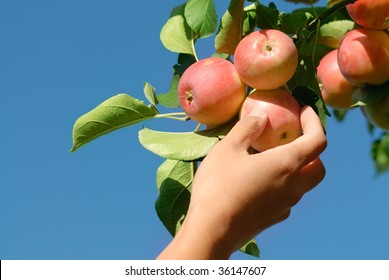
317;0;389;130
178;29;302;151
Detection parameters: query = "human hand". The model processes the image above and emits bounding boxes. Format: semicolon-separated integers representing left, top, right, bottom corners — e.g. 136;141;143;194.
157;106;327;259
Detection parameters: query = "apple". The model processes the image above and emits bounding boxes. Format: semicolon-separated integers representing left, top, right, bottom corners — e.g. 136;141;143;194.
316;49;356;109
337;29;389;86
347;0;389;30
356;83;389;131
239;88;302;151
234;29;298;90
177;57;246;126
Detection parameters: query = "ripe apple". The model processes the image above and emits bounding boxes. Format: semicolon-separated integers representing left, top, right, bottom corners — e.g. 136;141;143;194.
347;0;389;30
337;29;389;86
234;29;298;90
177;57;246;126
316;49;356;109
239;88;302;151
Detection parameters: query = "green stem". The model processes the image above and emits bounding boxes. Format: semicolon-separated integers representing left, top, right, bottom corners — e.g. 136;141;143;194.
294;0;357;44
155;112;189;121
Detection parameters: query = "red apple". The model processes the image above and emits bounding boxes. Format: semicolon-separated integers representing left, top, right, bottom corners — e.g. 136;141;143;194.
338;29;389;86
239;88;302;151
347;0;389;30
234;29;298;90
316;49;356;109
177;57;246;126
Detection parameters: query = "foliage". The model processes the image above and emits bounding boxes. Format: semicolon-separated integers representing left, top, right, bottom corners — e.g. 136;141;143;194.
71;0;389;257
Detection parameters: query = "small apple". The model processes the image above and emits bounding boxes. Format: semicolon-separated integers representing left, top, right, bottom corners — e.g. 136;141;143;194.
316;49;356;109
347;0;389;30
178;57;246;126
234;29;298;90
338;29;389;86
240;88;302;151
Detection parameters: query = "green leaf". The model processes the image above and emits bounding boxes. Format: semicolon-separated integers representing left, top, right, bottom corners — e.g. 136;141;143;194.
156;159;195;235
144;82;158;107
185;0;218;38
284;0;319;4
255;2;280;30
160;4;195;55
242;3;258;36
139;121;235;161
158;53;197;108
239;239;260;257
157;73;181;108
371;133;389;174
318;20;354;48
71;94;158;152
333;109;348;122
215;0;245;55
292;86;329;129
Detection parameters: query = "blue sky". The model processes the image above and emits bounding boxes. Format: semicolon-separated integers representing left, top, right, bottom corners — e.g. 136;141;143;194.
1;0;389;260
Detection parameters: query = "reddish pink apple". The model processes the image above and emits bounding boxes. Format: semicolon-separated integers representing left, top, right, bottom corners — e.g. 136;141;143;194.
177;57;246;126
337;29;389;86
234;29;298;90
316;49;356;109
240;88;302;151
347;0;389;30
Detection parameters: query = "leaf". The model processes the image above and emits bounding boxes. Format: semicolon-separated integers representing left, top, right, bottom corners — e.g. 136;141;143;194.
155;159;195;235
157;73;181;108
139;121;235;161
239;239;260;257
185;0;218;38
284;0;319;4
215;0;245;55
255;2;280;30
371;133;389;174
242;3;257;36
292;86;329;129
158;53;197;108
71;94;158;152
160;4;195;55
318;20;354;48
144;82;158;107
333;109;348;122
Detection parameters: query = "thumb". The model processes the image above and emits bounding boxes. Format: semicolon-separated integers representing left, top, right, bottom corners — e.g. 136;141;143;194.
223;109;268;152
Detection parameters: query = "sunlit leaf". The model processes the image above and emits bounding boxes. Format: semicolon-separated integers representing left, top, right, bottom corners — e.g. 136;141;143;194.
156;159;194;235
318;20;354;48
239;239;260;257
185;0;218;38
144;82;158;107
139;121;235;161
157;73;181;108
215;0;245;55
71;94;158;152
160;4;195;55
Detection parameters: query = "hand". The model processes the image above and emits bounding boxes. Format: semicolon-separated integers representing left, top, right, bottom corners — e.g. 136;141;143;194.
157;106;327;259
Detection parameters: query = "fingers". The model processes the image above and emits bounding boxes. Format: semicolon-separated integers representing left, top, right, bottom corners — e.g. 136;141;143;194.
221;113;268;152
281;106;327;169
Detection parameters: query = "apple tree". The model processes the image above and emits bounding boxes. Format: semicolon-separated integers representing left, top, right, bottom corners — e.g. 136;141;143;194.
71;0;389;257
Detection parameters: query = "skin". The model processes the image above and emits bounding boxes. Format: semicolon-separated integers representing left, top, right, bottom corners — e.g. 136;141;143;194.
234;29;298;90
338;29;389;86
317;49;356;109
157;106;327;259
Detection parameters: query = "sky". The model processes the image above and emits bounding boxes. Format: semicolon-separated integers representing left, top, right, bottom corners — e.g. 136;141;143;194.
1;0;389;260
